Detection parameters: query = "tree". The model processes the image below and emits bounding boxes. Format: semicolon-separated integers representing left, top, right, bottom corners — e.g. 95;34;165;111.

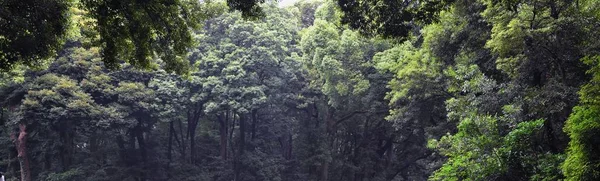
189;4;304;180
1;0;249;74
290;0;323;28
0;0;71;71
422;0;600;180
298;2;434;180
563;56;600;181
335;0;454;38
4;0;600;180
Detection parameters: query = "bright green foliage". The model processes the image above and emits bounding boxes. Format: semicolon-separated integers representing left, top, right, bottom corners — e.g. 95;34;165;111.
429;114;505;181
298;2;444;180
563;105;600;180
193;4;299;114
370;10;455;179
563;56;600;181
479;3;600;180
300;4;388;107
20;74;103;124
374;40;444;122
186;4;306;180
375;42;438;104
429;49;505;180
301;21;365;107
368;0;599;180
430;113;561;180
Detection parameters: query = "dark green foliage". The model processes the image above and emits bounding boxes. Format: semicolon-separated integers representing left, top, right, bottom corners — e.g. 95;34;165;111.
336;0;454;38
227;0;265;18
292;0;322;28
79;0;203;74
0;0;71;70
0;0;260;74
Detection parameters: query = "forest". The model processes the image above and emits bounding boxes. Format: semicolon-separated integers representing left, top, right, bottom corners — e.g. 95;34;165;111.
1;0;600;180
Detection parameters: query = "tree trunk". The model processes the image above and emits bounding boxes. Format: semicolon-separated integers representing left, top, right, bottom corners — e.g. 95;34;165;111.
7;144;13;178
219;112;229;160
177;119;186;160
188;109;201;164
239;114;246;156
167;121;174;179
230;112;237;181
128;130;137;163
90;132;100;164
321;162;329;181
116;135;127;165
288;134;293;159
44;152;51;171
136;128;147;163
544;119;559;153
279;133;293;160
251;110;257;140
549;1;560;19
321;104;335;181
235;113;247;181
189;118;197;164
168;121;174;162
229;112;236;157
135;125;147;181
59;129;72;171
14;123;30;181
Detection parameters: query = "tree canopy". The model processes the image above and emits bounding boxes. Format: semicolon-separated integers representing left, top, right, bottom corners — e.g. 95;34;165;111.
2;0;600;181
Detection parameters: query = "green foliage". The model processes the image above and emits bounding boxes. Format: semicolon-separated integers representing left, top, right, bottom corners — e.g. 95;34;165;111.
0;0;262;74
0;0;71;70
430;116;563;181
79;0;204;74
374;41;441;107
563;56;600;181
300;13;390;107
2;0;600;181
289;0;323;28
335;0;455;38
378;0;600;180
193;4;299;113
44;168;84;181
